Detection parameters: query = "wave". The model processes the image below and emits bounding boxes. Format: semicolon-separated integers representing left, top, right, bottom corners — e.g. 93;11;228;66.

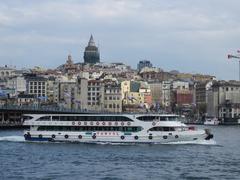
161;139;217;145
0;136;25;142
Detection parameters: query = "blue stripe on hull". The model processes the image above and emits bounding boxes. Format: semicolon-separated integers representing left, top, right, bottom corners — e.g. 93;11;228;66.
25;137;52;142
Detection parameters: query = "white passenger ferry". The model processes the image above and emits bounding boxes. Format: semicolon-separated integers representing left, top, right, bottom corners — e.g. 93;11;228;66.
23;114;214;143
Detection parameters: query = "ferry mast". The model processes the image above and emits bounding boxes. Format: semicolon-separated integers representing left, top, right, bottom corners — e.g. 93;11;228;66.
228;50;240;81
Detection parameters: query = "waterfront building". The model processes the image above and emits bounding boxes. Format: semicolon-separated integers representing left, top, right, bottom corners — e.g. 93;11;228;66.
59;81;76;109
121;80;152;111
195;81;213;115
6;76;26;96
173;89;193;106
207;80;240;123
172;80;189;91
86;79;104;111
46;77;56;103
103;82;122;112
0;66;16;80
139;67;175;82
162;81;171;109
17;94;36;106
83;35;100;64
75;77;88;110
137;60;153;72
26;76;47;99
149;82;162;106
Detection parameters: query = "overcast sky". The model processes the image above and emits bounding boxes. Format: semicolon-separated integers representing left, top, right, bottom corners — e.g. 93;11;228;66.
0;0;240;80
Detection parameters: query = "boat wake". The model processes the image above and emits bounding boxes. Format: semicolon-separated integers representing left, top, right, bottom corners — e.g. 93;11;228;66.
161;139;217;145
0;136;25;142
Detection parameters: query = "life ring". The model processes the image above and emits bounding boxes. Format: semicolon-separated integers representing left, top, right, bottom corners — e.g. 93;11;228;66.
115;122;118;126
108;122;112;126
72;122;75;125
163;135;168;139
102;122;106;125
134;136;138;140
90;121;93;125
78;121;81;125
121;122;124;126
148;135;153;140
152;122;156;126
84;122;87;126
92;135;96;139
52;134;56;138
120;135;125;140
127;122;131;126
78;135;82;139
175;135;179;139
39;134;43;138
96;122;100;126
64;135;69;139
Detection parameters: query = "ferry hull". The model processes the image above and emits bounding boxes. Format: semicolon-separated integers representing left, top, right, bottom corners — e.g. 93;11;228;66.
24;132;210;144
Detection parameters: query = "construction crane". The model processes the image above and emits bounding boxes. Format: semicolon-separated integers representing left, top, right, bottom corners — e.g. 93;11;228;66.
228;50;240;81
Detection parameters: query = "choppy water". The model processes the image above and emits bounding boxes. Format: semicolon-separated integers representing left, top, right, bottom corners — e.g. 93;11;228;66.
0;126;240;180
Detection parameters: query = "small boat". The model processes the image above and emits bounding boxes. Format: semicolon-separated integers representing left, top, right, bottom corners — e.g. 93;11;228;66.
23;113;214;143
204;117;220;125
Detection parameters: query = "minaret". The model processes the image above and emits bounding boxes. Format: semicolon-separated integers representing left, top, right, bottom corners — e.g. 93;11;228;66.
84;35;100;64
64;54;77;78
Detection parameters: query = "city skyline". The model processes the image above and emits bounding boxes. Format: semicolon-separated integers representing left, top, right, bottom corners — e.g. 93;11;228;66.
0;0;240;80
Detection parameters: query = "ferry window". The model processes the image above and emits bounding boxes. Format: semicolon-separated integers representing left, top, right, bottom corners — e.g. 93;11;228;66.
168;116;178;121
52;116;59;121
137;116;156;121
169;127;175;131
160;117;167;121
148;127;175;131
39;116;51;121
163;127;169;131
60;116;66;121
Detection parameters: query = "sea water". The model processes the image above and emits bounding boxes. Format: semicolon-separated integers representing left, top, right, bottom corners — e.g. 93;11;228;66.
0;126;239;180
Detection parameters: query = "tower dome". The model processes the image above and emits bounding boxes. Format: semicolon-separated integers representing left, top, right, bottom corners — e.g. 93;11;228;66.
83;35;100;64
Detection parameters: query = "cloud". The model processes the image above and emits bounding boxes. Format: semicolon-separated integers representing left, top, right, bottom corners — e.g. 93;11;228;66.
0;0;240;80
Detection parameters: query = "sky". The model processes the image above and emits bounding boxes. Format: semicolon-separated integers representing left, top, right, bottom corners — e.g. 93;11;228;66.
0;0;240;80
